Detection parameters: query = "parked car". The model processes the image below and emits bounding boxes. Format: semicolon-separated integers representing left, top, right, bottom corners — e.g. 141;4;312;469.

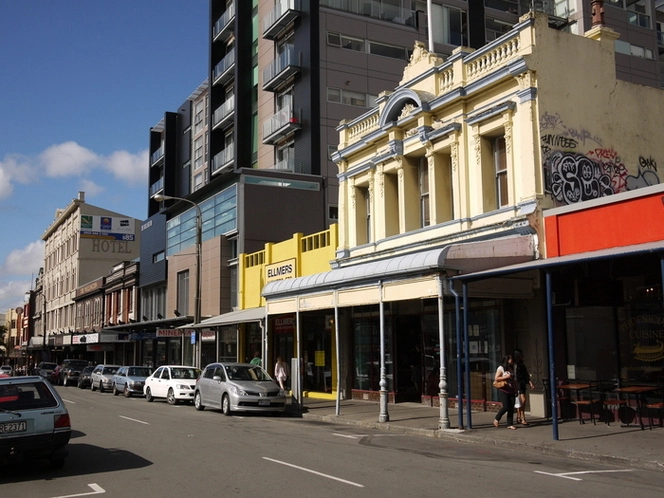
112;366;153;397
36;362;57;380
90;365;121;393
194;362;286;416
77;366;95;389
59;359;89;386
0;375;71;468
0;366;12;377
144;365;200;405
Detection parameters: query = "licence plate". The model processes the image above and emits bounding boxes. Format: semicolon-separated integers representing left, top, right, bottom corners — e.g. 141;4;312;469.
258;400;270;406
0;421;27;434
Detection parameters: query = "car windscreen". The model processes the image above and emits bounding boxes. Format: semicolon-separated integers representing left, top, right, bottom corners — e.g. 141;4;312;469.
128;367;152;377
225;365;271;381
102;367;120;375
82;367;94;374
170;368;199;380
0;381;59;411
66;361;88;369
40;363;57;370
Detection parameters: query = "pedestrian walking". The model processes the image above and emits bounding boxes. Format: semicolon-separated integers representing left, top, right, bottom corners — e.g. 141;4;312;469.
274;356;289;391
513;348;535;425
493;354;517;430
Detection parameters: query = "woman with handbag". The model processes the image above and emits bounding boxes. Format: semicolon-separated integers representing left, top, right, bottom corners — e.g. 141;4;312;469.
493;354;517;430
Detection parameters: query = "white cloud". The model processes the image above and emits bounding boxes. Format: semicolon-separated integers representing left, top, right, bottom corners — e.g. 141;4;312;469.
105;149;149;185
1;241;44;278
39;141;99;177
78;178;105;197
0;142;147;199
0;279;32;313
0;154;38;200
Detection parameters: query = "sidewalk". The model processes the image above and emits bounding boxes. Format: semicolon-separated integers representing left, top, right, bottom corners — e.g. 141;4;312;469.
288;398;664;473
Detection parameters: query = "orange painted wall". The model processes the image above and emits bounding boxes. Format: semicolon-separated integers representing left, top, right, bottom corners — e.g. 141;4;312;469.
545;192;664;257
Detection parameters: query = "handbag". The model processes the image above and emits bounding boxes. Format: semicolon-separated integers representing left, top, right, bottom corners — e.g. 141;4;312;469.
493;379;507;389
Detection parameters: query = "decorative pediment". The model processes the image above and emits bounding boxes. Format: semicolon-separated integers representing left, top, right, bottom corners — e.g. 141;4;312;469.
400;41;444;85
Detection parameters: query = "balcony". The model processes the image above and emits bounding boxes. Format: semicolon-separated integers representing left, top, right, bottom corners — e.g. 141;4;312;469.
319;0;416;27
149;177;164;197
212;147;234;175
263;0;301;40
212;99;235;130
262;45;300;91
262;106;301;144
273;157;294;171
213;3;235;42
151;146;164;165
213;50;235;86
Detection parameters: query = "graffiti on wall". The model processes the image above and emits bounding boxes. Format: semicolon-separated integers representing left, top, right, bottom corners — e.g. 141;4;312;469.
540;112;659;205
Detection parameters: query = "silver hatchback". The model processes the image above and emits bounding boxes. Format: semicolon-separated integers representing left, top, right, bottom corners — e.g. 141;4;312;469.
0;375;71;468
194;362;286;416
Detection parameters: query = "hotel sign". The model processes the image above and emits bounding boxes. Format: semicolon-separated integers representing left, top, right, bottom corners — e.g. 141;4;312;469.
265;259;296;283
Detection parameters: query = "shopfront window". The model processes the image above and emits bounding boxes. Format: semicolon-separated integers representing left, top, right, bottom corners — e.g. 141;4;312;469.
353;313;393;392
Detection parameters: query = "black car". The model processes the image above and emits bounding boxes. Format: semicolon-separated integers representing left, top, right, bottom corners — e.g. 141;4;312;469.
77;366;95;389
59;359;89;386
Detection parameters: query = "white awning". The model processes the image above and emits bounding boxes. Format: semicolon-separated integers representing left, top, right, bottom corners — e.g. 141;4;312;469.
187;307;265;329
262;232;537;299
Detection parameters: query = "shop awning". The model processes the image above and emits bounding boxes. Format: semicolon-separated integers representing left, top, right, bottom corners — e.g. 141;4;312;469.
263;232;537;299
185;307;266;329
452;239;664;282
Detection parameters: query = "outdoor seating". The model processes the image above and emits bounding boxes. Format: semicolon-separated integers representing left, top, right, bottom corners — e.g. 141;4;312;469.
645;380;664;429
598;380;627;426
560;380;601;425
542;378;572;421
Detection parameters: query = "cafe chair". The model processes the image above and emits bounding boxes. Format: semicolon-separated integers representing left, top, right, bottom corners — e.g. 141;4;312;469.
542;378;571;421
599;380;627;426
572;380;602;425
645;381;664;429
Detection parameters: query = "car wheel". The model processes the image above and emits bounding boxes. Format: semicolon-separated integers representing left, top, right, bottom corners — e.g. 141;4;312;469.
194;391;205;411
91;381;97;391
99;381;105;393
124;384;131;398
167;388;177;405
113;383;119;396
222;394;232;416
50;457;65;470
145;387;154;402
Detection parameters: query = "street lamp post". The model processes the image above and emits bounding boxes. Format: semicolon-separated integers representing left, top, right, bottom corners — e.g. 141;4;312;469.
153;193;202;368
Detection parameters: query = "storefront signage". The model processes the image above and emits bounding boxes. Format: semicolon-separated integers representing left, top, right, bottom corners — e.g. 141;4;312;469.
265;259;296;283
156;328;193;337
73;333;99;345
273;315;295;334
129;332;157;341
621;313;664;362
201;330;216;342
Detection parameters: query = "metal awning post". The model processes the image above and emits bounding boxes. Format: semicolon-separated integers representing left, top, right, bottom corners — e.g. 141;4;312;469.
334;291;341;416
463;282;472;429
379;281;389;422
546;271;559;441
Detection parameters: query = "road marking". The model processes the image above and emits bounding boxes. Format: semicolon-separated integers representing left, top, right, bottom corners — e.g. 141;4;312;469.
263;457;364;488
50;483;105;497
535;469;636;481
119;415;150;425
61;398;75;404
333;433;366;439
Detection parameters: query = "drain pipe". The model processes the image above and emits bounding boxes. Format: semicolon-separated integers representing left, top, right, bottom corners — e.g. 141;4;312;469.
448;282;464;429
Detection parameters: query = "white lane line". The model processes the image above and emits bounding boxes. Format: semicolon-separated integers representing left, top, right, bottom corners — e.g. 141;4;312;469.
61;399;75;404
263;457;364;488
333;433;366;439
535;469;636;481
119;415;150;425
50;483;105;497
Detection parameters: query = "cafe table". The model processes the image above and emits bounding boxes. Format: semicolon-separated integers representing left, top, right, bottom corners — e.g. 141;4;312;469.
612;385;658;430
558;382;592;423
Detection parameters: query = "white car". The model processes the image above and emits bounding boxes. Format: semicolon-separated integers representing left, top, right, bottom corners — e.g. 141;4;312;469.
90;364;121;393
144;365;200;405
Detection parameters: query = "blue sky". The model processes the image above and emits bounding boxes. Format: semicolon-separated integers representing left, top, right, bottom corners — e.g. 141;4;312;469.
0;1;209;312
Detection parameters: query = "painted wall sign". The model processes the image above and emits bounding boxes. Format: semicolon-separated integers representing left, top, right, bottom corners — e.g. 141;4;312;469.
265;259;296;283
80;215;136;241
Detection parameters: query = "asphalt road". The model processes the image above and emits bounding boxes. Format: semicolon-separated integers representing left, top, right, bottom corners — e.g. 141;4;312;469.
1;385;663;497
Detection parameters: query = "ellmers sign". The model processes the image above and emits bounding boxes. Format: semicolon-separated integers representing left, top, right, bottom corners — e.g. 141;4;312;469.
265;259;296;283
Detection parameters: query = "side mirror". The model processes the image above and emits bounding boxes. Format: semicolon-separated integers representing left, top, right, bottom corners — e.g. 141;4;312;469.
213;375;223;382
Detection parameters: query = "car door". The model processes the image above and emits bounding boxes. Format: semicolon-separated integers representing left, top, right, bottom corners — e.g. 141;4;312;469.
154;367;171;398
115;368;127;390
207;365;227;409
198;366;214;406
147;367;163;396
